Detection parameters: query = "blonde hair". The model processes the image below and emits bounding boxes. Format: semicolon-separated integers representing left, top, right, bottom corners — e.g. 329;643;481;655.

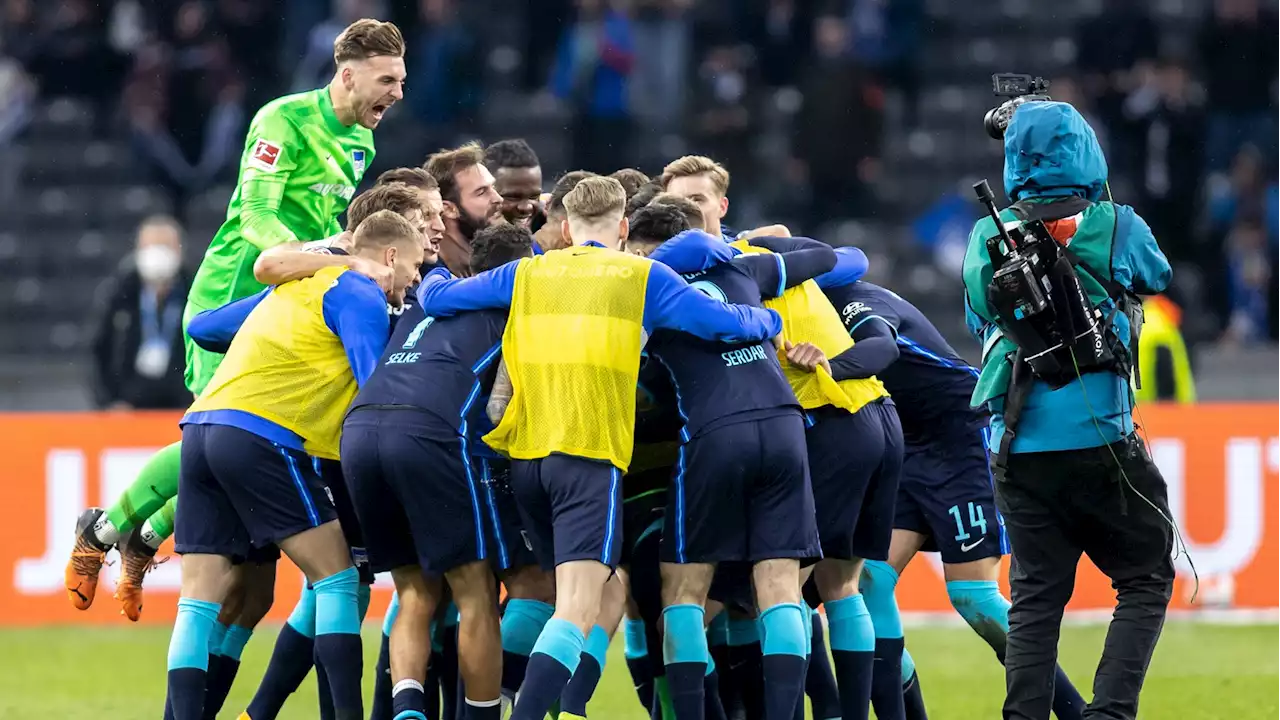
333;19;405;64
659;155;730;196
562;176;627;225
352;209;418;250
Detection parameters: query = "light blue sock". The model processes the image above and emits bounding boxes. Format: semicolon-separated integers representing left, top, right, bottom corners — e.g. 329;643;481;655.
313;566;361;636
288;584;318;638
221;624;253;661
824;594;875;653
502;598;555;656
208;622;229;657
758;603;806;658
622;617;648;660
583;624;611;670
662;604;708;665
383;591;400;638
726;616;760;647
801;604;815;656
707;612;730;648
168;598;221;670
946;580;1011;654
860;560;904;639
530;618;586;674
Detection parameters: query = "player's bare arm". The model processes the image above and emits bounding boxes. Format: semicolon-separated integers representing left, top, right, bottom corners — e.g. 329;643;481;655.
486;358;513;426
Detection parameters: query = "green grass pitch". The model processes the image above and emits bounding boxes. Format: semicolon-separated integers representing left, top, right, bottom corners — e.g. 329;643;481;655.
1;622;1274;718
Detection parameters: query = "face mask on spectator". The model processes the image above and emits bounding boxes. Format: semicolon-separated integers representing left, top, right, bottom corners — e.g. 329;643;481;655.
137;245;180;284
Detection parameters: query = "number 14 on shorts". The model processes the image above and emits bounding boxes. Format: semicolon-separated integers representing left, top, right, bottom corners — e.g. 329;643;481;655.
948;501;987;543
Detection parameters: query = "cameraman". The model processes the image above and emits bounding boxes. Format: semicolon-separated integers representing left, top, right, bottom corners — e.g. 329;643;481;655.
962;99;1175;720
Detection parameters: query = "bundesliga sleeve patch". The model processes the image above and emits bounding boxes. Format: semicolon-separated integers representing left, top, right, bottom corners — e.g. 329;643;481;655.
248;139;283;172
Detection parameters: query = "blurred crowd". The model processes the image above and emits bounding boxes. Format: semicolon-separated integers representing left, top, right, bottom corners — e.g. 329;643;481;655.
0;0;1275;381
1065;0;1278;345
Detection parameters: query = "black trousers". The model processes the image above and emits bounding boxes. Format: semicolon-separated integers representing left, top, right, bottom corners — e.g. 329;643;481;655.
995;435;1175;720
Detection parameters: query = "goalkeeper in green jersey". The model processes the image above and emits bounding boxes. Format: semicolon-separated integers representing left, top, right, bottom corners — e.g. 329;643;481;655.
64;18;408;621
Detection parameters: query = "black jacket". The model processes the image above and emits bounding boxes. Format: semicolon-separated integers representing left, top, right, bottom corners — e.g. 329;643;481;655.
89;261;193;409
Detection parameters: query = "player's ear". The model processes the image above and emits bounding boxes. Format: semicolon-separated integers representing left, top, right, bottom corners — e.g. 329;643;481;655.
618;216;630;247
561;218;573;246
384;245;398;267
442;200;460;220
719;195;729;219
340;64;355;91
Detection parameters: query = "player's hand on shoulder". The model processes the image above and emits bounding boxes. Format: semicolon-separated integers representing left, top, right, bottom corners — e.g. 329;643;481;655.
347;256;394;294
784;340;830;374
738;224;792;241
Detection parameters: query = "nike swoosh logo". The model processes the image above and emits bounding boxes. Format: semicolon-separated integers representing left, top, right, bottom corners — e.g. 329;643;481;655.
325;155;345;173
961;538;986;552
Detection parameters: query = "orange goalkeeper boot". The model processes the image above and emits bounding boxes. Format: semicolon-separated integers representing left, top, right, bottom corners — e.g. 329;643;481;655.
64;508;111;610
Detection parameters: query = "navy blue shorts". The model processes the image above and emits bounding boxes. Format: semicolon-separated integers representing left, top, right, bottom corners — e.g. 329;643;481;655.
804;400;904;562
341;410;501;576
474;457;539;573
662;413;821;565
175;423;338;557
897;425;1009;563
510;455;624;570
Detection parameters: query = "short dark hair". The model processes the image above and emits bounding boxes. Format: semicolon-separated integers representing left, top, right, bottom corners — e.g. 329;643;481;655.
375;167;438;191
609;168;651;200
484;139;540;172
333;19;405;64
625;181;662;216
650;192;705;231
423;141;486;203
627;204;690;246
546;170;598;218
470;223;534;274
347;183;422;231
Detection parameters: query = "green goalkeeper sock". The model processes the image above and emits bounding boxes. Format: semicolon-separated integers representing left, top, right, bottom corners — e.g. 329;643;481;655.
103;440;182;537
139;497;177;549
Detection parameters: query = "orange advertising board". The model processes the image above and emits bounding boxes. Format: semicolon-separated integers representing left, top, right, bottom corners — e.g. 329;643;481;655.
0;404;1275;626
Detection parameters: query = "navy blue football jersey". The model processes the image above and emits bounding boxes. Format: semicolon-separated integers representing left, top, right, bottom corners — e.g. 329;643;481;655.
824;281;986;443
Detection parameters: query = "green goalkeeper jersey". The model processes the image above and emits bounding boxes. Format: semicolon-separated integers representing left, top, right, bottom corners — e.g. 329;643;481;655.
186;87;375;316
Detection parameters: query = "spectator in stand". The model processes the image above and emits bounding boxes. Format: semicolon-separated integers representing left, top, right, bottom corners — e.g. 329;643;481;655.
630;0;691;132
406;0;482;149
1197;0;1278;171
1123;57;1206;265
845;0;923;128
744;0;814;88
0;55;34;205
790;13;883;220
127;1;245;216
20;0;127;136
688;37;754;187
89;216;192;411
1205;145;1279;338
550;0;635;172
1073;0;1159;178
293;0;385;92
521;0;572;92
1223;215;1273;345
214;0;284;111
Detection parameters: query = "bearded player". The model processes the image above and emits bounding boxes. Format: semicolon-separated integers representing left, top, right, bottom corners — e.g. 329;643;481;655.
64;18;407;621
